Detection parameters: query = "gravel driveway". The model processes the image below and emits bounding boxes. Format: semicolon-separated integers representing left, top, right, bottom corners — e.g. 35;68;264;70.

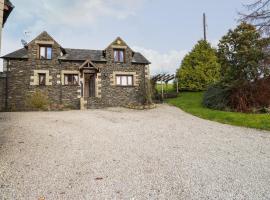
0;104;270;200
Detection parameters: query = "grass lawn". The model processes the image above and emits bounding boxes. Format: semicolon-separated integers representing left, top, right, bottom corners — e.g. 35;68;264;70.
166;92;270;131
156;83;176;93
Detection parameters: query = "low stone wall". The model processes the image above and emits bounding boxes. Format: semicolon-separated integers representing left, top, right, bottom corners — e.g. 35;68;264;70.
0;73;6;111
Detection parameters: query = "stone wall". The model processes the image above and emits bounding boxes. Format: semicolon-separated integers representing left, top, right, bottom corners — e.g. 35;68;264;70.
5;59;81;111
99;38;146;107
0;73;6;111
4;32;81;111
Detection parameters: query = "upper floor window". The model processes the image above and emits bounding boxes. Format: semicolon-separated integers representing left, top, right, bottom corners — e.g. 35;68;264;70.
38;73;46;86
39;46;52;60
64;74;79;85
114;49;124;63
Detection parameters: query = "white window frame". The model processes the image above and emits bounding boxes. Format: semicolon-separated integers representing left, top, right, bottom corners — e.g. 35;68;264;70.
114;49;125;63
64;74;79;85
116;75;133;86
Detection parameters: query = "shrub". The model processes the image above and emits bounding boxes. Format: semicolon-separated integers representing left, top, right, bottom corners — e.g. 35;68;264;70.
150;78;160;101
176;40;221;91
164;93;178;99
204;77;270;113
203;84;231;110
25;90;50;111
229;77;270;112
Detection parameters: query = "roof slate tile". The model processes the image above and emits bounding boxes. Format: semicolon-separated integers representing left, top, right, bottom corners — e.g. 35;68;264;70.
2;47;151;64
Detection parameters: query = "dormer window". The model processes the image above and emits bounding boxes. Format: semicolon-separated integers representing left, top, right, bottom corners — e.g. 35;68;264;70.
114;49;124;63
39;46;52;60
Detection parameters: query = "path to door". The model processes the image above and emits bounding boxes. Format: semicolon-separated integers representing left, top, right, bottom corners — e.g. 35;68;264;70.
0;105;269;199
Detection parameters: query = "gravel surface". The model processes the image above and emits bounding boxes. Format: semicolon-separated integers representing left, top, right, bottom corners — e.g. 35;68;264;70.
0;104;270;200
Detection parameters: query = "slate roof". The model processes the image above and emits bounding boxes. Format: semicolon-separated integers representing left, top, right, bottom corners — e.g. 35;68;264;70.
2;48;28;59
132;52;151;64
2;48;151;64
59;49;106;62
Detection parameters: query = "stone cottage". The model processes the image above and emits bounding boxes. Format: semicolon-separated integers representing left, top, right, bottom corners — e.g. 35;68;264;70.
0;31;151;111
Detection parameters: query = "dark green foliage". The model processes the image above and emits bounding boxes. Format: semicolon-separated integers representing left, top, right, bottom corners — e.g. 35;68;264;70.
203;84;231;110
218;22;270;85
176;40;221;91
204;22;270;113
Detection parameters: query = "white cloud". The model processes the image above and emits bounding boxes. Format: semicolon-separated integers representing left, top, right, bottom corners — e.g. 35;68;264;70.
133;46;187;75
1;0;187;74
13;0;147;34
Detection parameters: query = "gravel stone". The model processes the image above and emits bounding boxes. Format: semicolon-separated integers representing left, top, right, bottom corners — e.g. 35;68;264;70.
0;104;270;199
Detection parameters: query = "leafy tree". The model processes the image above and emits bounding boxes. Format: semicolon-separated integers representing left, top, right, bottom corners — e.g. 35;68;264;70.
217;22;270;86
204;23;270;113
176;40;220;91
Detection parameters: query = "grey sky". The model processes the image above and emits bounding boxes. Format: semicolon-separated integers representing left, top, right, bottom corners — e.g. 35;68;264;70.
2;0;248;74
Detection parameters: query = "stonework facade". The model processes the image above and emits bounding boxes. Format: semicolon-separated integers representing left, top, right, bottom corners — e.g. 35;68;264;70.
0;73;6;111
0;31;151;111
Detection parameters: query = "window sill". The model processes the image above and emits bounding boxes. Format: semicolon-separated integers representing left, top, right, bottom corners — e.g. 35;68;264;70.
38;58;53;61
116;85;135;88
63;84;80;86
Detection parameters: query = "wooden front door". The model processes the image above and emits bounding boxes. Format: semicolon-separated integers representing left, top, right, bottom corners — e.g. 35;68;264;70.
84;74;96;98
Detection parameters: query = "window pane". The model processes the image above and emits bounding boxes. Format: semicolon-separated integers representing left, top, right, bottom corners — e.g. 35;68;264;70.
74;75;79;85
68;75;73;84
47;47;52;59
122;76;127;86
114;51;118;62
119;51;124;62
40;47;46;59
127;76;133;85
64;74;78;85
39;74;46;85
64;75;68;85
116;76;121;85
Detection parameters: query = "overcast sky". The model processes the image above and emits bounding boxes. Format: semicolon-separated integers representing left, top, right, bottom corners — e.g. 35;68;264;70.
2;0;249;74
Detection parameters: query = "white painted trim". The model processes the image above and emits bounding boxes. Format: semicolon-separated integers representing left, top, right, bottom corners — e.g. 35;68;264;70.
30;70;52;86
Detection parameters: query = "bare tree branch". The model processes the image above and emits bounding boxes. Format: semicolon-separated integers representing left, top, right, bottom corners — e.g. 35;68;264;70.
239;0;270;35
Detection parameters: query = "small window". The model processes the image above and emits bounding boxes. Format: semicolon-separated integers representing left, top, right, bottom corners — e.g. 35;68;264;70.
116;75;133;86
38;73;46;86
114;49;124;63
64;74;79;85
39;46;52;60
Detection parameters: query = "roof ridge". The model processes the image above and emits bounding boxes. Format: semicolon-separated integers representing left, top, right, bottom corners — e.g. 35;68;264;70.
65;48;103;51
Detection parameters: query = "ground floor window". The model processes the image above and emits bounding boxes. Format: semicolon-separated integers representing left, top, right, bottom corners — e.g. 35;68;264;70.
38;73;46;86
64;74;79;85
116;75;133;86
